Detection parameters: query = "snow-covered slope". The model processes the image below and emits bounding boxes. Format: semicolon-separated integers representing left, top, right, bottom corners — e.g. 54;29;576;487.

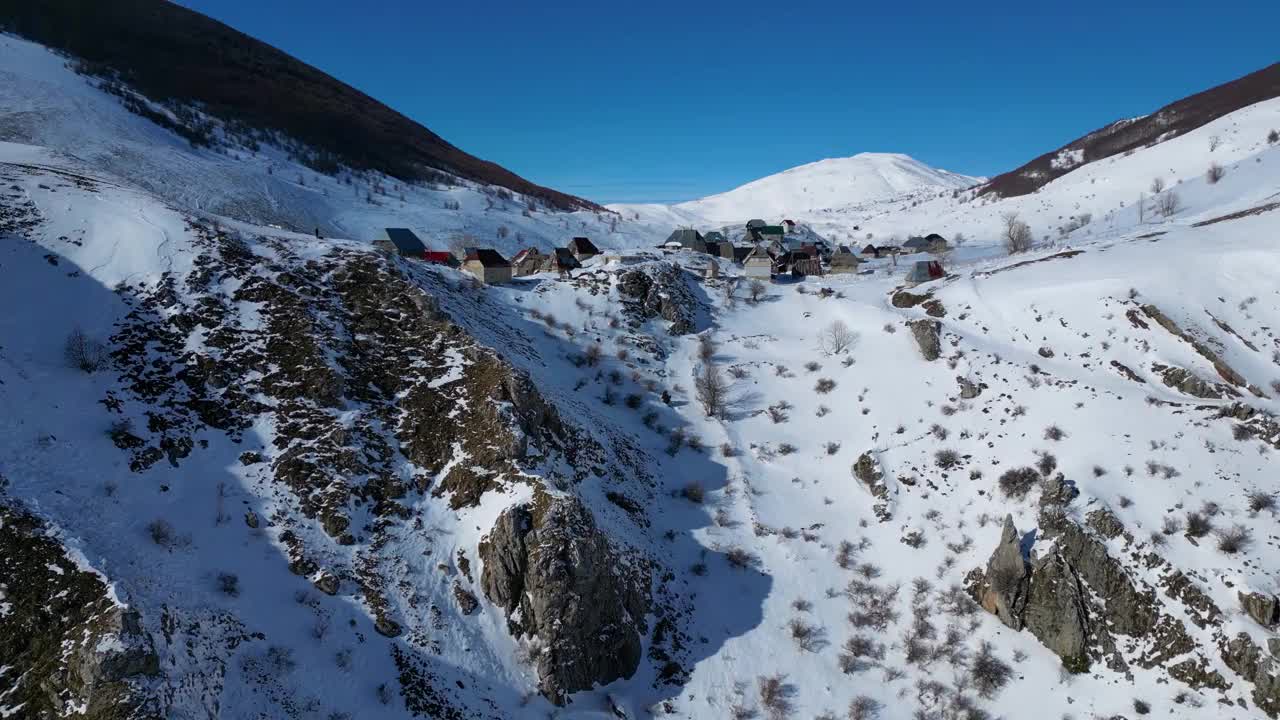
646;153;980;224
0;33;663;255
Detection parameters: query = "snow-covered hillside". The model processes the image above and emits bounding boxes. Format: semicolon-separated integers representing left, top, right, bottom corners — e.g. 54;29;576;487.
5;89;1280;717
0;33;663;256
617;153;980;226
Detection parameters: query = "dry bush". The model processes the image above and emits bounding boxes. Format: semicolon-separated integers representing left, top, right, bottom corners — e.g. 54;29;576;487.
1149;177;1165;194
681;481;705;504
148;518;177;548
825;442;841;455
217;572;240;596
997;467;1039;500
1043;425;1066;441
583;342;602;366
814;378;836;394
777;443;797;455
694;363;732;418
1215;524;1252;554
930;423;949;440
788;618;826;652
65;327;108;372
1155;190;1181;218
848;695;882;720
1206;163;1226;184
758;674;795;720
1185;511;1213;538
804;360;822;373
767;403;790;423
1269;129;1279;145
1247;491;1276;513
970;641;1012;699
725;547;759;570
836;540;857;570
935;449;960;469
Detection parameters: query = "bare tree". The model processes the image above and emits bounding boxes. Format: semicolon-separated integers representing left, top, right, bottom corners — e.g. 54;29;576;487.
1206;163;1226;184
819;320;856;355
1149;177;1165;194
1208;135;1222;152
748;279;768;303
1156;190;1181;218
694;363;731;419
1000;212;1033;254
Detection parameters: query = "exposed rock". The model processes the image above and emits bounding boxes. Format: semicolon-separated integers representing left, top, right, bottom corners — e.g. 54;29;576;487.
618;264;704;336
1023;552;1090;672
890;290;928;308
852;451;893;521
908;319;942;361
452;582;479;615
1085;507;1126;540
923;299;947;318
0;503;161;718
1109;360;1146;384
314;573;340;596
1153;362;1229;399
979;515;1031;631
243;510;259;528
1039;474;1079;509
957;376;983;399
1240;591;1280;628
1142;304;1251;390
479;493;650;704
1037;346;1055;358
1221;632;1280;717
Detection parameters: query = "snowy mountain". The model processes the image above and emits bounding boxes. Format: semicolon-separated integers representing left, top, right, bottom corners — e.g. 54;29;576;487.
655;153;980;224
4;8;1280;720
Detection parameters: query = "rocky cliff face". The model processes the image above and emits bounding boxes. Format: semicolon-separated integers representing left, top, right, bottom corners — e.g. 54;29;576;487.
479;491;650;704
0;501;161;719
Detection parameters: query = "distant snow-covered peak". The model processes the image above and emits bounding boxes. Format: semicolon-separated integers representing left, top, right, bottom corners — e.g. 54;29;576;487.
671;152;982;223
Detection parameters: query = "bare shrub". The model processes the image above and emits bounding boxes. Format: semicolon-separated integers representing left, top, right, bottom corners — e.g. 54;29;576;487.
820;320;857;355
777;443;797;455
997;467;1039;500
65;327;108;372
726;547;759;569
749;279;768;303
1215;524;1252;554
1269;129;1279;145
767;402;790;424
681;481;705;504
970;641;1012;699
148;518;177;548
1206;163;1225;184
1001;212;1033;254
1208;134;1221;152
935;449;960;469
1247;491;1276;513
758;674;795;720
804;361;822;373
1149;177;1165;194
882;323;896;334
788;618;826;652
825;442;841;455
583;342;602;367
847;695;882;720
814;378;836;394
217;572;240;597
930;423;949;440
1185;511;1212;538
836;540;858;570
1155;190;1181;218
1043;425;1066;441
698;334;718;363
1036;451;1058;477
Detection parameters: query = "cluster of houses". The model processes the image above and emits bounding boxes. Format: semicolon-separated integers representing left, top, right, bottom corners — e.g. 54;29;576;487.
372;228;601;284
664;220;950;283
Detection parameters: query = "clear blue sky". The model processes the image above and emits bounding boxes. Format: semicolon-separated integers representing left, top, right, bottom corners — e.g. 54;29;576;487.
178;1;1278;204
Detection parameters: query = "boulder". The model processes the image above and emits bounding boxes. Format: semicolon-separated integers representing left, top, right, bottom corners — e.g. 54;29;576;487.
1240;591;1280;628
479;494;649;704
1023;553;1091;672
908;319;942;361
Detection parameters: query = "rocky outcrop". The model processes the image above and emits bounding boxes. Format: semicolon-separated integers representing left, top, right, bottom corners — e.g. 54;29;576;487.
852;452;893;522
1141;303;1259;395
970;511;1226;685
977;516;1031;631
618;264;704;336
1240;591;1280;628
908;319;942;361
1222;633;1280;717
0;503;161;718
1153;362;1230;399
479;493;650;704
